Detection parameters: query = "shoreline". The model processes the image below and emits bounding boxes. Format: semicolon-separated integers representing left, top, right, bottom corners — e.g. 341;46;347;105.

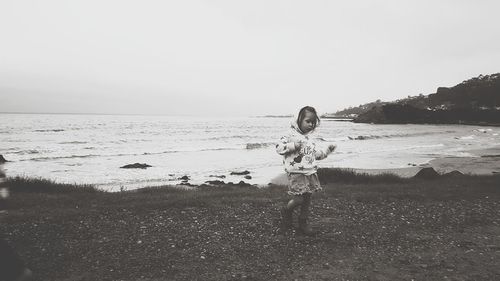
350;145;500;177
352;120;500;127
270;147;500;186
3;144;500;191
6;151;500;191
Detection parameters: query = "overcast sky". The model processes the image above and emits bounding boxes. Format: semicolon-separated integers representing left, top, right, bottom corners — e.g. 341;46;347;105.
1;0;499;116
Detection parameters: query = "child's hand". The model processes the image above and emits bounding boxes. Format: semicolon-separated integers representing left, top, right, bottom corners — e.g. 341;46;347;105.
294;141;303;151
327;144;336;153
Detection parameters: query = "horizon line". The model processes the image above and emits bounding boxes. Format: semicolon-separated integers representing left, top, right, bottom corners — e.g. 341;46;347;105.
0;111;296;118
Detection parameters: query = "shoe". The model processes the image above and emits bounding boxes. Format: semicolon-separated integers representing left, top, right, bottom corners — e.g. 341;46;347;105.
298;218;317;236
280;207;293;229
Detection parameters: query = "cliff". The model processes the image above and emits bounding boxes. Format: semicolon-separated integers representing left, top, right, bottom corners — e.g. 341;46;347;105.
348;73;500;125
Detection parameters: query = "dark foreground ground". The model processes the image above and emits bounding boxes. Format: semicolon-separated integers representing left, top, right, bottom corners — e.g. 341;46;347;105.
1;172;500;281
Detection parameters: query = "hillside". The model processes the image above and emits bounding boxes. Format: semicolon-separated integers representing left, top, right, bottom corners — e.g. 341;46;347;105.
332;73;500;125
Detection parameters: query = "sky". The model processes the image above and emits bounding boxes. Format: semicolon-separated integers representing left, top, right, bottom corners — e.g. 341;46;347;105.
1;0;499;117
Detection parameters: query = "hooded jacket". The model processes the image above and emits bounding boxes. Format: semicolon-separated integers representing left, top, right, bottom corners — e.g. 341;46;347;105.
276;115;333;175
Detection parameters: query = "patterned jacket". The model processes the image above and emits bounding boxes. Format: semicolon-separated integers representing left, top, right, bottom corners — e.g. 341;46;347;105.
276;116;333;175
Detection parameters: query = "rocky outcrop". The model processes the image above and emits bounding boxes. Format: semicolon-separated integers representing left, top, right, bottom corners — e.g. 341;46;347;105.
414;167;440;179
355;103;500;125
236;181;253;187
205;180;225;185
351;73;500;125
209;175;226;179
230;170;251;175
442;170;464;177
120;163;152;169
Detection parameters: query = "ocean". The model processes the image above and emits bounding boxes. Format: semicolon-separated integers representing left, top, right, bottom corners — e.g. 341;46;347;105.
1;113;499;191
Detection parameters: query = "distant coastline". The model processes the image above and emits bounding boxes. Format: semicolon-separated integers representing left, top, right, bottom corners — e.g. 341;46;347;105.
330;73;500;126
255;115;293;118
256;115;354;121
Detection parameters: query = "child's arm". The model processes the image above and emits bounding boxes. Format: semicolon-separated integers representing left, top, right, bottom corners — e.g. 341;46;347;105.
315;144;336;160
276;136;301;155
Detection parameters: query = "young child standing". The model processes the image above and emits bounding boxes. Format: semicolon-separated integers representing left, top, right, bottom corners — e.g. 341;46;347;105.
276;106;336;235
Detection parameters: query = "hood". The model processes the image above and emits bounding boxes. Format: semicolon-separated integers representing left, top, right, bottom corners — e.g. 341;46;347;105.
290;114;315;135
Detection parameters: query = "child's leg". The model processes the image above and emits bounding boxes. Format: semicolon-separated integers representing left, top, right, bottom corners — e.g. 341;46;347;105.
298;193;316;235
299;193;312;220
281;195;304;228
286;195;304;210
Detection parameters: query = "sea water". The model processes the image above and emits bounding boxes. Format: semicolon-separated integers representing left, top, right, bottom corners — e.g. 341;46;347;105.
1;113;499;191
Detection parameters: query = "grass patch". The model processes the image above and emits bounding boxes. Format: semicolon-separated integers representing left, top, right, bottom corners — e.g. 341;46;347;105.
2;173;500;280
4;176;101;193
318;168;407;184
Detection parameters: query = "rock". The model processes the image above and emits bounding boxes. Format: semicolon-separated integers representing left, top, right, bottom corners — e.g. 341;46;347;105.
436;86;451;95
120;163;152;169
209;175;226;179
230;170;251;175
205;180;225;185
443;170;464;177
481;154;500;158
237;181;251;187
244;175;252;180
353;106;388;124
414;167;440;179
0;155;7;163
179;175;190;181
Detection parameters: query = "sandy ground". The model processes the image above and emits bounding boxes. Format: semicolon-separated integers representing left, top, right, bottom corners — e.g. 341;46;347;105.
427;146;500;175
2;175;500;281
270;146;500;185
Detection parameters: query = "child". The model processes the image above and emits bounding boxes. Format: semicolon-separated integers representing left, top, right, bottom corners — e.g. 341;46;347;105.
276;106;336;235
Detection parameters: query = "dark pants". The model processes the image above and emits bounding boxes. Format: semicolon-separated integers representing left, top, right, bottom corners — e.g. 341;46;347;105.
285;192;312;219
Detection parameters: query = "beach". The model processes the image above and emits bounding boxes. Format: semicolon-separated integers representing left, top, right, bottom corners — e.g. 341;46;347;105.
2;115;500;280
427;147;500;175
2;145;500;280
269;145;500;186
1;169;499;280
3;0;500;278
2;113;500;191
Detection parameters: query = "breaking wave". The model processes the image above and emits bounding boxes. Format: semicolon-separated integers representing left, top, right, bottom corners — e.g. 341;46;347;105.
34;129;65;132
12;149;41;155
347;131;456;141
246;142;275;149
142;147;239;155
